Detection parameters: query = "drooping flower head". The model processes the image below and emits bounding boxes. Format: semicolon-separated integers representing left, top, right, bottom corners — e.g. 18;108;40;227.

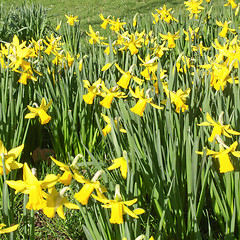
92;184;145;224
0;140;23;175
101;114;127;137
6;163;59;210
43;186;79;219
108;150;128;179
197;112;240;142
74;170;106;205
51;154;85;185
25;98;52;124
196;138;240;173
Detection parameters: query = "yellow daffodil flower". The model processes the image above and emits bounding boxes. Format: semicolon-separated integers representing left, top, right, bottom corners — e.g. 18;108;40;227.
118;31;145;55
100;82;127;109
109;17;126;32
25;98;52;124
43;34;62;55
115;63;144;89
175;55;194;74
183;26;200;42
197;112;240;142
0;223;19;234
83;79;105;104
152;41;169;58
152;5;178;24
224;0;237;9
101;113;127;137
92;184;145;224
184;0;204;19
86;25;107;45
196;140;240;173
6;162;59;210
7;35;30;71
65;51;74;67
138;54;158;80
161;88;190;113
159;31;180;49
51;155;85;185
0;140;23;175
99;14;111;29
14;63;38;85
65;15;79;25
129;86;163;117
216;20;236;38
191;42;210;56
43;186;79;219
74;170;106;205
108;151;128;179
210;63;233;91
144;31;156;45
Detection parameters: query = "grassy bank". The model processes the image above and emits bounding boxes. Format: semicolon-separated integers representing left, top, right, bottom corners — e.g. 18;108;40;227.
1;0;185;31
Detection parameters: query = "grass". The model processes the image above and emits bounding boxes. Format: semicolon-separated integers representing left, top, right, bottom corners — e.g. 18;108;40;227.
1;0;185;31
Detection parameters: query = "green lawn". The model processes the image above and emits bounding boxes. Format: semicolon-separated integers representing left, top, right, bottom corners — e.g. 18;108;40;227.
1;0;184;31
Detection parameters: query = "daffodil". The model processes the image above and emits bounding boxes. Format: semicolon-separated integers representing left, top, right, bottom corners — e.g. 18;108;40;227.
86;25;107;45
43;34;62;55
129;86;163;117
175;55;194;74
109;17;126;32
0;223;19;234
14;63;38;85
138;54;158;80
83;79;105;104
25;98;52;124
74;170;106;205
99;14;111;29
101;114;127;137
184;0;204;19
108;151;128;179
159;31;180;49
0;140;23;175
152;41;169;58
216;20;236;38
152;5;178;24
191;42;210;56
92;184;145;224
197;112;240;142
6;162;59;210
224;0;237;9
210;63;233;91
183;26;200;42
7;35;30;71
115;63;144;89
51;155;85;185
65;15;79;25
118;31;145;55
65;51;74;67
161;88;190;113
100;82;127;109
196;140;240;173
43;186;79;219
